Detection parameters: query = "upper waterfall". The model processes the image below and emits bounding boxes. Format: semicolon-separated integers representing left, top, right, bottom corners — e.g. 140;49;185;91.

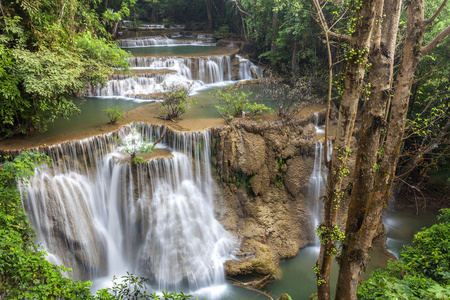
85;34;260;100
20;124;237;297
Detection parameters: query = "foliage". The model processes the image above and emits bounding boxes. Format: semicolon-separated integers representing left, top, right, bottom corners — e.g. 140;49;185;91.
358;209;450;299
0;151;93;299
96;272;193;300
118;126;155;164
158;84;196;120
104;106;125;124
96;272;192;300
246;102;274;117
0;1;130;139
215;86;272;120
401;209;450;284
214;25;231;39
215;87;249;119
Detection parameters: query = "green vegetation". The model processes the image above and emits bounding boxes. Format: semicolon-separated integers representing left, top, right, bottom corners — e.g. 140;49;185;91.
104;106;125;124
233;171;256;197
158;84;197;121
358;209;450;299
0;1;130;139
96;273;194;300
215;87;272;120
274;157;286;187
214;25;231;39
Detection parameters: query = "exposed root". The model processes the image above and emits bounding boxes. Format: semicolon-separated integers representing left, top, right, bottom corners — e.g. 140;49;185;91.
228;275;275;300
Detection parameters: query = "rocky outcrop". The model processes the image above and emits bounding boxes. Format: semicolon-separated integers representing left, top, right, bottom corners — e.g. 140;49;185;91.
210;118;324;280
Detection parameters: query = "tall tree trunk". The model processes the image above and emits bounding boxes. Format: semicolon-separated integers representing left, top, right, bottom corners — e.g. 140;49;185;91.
315;0;380;298
271;10;279;53
334;0;402;298
205;0;213;31
334;0;450;298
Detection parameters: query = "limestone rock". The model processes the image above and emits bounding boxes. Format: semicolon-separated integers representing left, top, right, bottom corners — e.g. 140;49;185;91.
250;164;270;196
284;156;313;198
225;240;278;276
237;131;266;175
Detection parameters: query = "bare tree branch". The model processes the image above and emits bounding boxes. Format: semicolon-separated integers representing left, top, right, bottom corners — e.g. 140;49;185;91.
230;0;252;16
421;24;450;55
423;0;448;25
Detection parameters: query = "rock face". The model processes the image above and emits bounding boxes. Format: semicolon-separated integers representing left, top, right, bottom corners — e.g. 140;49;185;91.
211;119;322;278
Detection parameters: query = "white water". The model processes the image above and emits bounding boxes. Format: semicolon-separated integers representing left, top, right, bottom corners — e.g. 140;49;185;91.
236;55;263;79
308;114;332;244
86;54;253;99
86;33;260;100
120;36;215;48
20;124;236;297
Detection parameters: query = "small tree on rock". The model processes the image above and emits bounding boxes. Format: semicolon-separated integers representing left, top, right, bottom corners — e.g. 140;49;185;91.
158;84;196;121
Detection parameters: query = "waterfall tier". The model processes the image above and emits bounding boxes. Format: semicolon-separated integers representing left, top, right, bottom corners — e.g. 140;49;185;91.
20;124;236;294
85;55;257;99
119;36;216;48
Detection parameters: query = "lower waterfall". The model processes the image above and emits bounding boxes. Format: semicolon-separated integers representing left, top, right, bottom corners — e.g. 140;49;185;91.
20;124;236;297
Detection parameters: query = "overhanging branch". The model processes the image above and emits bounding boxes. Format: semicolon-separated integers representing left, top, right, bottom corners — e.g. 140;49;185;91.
421;24;450;56
423;0;448;26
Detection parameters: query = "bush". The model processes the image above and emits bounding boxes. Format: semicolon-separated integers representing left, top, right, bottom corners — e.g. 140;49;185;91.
158;84;196;120
96;273;193;300
215;87;272;120
256;76;319;124
214;25;231;39
401;209;450;284
103;106;124;124
358;209;450;299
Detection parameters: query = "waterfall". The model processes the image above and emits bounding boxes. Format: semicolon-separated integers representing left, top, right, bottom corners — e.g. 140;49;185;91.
120;36;215;48
236;55;261;80
20;124;236;296
86;55;239;98
308;115;332;244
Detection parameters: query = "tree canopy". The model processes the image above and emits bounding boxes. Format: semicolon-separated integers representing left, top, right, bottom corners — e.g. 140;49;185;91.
0;0;130;139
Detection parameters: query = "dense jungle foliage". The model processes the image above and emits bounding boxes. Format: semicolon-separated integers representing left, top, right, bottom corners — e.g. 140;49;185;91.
0;0;449;299
358;209;450;299
0;0;131;139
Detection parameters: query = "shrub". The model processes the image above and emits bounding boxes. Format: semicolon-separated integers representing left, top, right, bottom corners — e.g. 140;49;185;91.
96;273;193;300
358;209;450;299
401;209;450;284
103;106;124;124
158;84;196;121
215;87;272;121
214;25;231;39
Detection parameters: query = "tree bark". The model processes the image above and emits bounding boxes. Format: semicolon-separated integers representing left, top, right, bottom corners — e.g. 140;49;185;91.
315;0;380;299
334;0;402;298
271;10;279;53
335;0;450;298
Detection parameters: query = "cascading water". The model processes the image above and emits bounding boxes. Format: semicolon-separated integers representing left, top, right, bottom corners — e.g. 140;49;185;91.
236;55;262;79
120;36;215;48
86;54;249;98
86;32;258;99
20;124;236;298
308;114;332;244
